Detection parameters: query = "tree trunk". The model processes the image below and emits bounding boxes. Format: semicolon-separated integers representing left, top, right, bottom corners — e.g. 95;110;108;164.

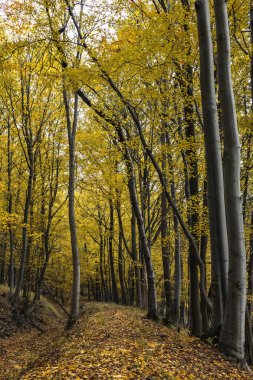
171;186;181;325
118;229;127;305
64;91;80;327
247;0;253;322
214;0;247;360
200;180;209;335
98;209;108;302
183;63;202;337
166;131;181;325
161;132;172;323
109;199;119;304
248;215;253;320
0;241;6;285
7;122;14;296
13;165;33;301
131;206;142;307
195;0;229;336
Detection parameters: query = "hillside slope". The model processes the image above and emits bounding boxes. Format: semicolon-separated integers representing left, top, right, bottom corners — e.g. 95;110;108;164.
0;287;65;380
18;303;251;380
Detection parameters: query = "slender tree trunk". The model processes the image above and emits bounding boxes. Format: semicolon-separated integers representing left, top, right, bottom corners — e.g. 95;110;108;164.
165;130;182;324
64;91;80;327
128;174;157;319
109;200;119;304
200;180;209;335
161;133;172;323
138;159;148;309
161;189;172;323
7;123;14;296
171;186;181;324
247;0;253;322
131;206;142;307
195;0;229;335
0;240;6;285
245;7;253;363
143;163;152;251
213;0;247;360
13;164;33;301
95;272;101;301
98;210;108;302
183;63;202;337
248;212;253;318
22;196;34;304
127;264;134;305
118;229;127;305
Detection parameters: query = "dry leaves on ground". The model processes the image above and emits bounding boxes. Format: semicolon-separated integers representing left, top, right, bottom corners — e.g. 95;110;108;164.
17;303;252;380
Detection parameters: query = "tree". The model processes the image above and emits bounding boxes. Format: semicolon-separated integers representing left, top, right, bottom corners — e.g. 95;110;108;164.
195;0;228;336
213;0;247;360
63;90;81;326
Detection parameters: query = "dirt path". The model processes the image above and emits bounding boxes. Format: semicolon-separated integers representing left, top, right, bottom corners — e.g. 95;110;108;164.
14;303;251;380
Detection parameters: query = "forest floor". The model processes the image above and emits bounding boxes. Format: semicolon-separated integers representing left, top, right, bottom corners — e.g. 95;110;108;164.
0;301;252;380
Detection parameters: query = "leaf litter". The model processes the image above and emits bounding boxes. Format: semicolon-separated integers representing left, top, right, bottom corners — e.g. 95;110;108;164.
11;302;251;380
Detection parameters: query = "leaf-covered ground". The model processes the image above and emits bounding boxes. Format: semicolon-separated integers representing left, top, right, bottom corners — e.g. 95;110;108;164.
0;293;65;380
3;302;248;380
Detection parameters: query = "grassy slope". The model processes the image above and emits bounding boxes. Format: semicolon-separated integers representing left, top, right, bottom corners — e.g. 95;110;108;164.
18;303;251;380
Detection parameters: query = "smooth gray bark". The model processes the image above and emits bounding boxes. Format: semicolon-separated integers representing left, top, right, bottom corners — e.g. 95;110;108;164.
200;180;209;335
109;199;119;304
248;1;253;320
7;123;14;297
195;0;229;335
213;0;247;360
182;62;202;337
98;209;108;302
249;212;253;318
64;91;80;327
118;228;127;305
171;181;181;325
131;207;142;308
161;133;172;322
165;130;181;324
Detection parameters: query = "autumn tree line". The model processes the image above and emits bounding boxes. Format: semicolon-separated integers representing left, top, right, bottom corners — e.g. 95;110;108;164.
0;0;252;365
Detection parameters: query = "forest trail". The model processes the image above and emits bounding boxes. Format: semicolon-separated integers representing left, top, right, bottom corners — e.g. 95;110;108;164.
0;302;250;380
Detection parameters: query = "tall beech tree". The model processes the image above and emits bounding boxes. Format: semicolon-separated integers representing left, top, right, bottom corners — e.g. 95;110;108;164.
63;90;81;326
195;0;229;336
213;0;247;360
